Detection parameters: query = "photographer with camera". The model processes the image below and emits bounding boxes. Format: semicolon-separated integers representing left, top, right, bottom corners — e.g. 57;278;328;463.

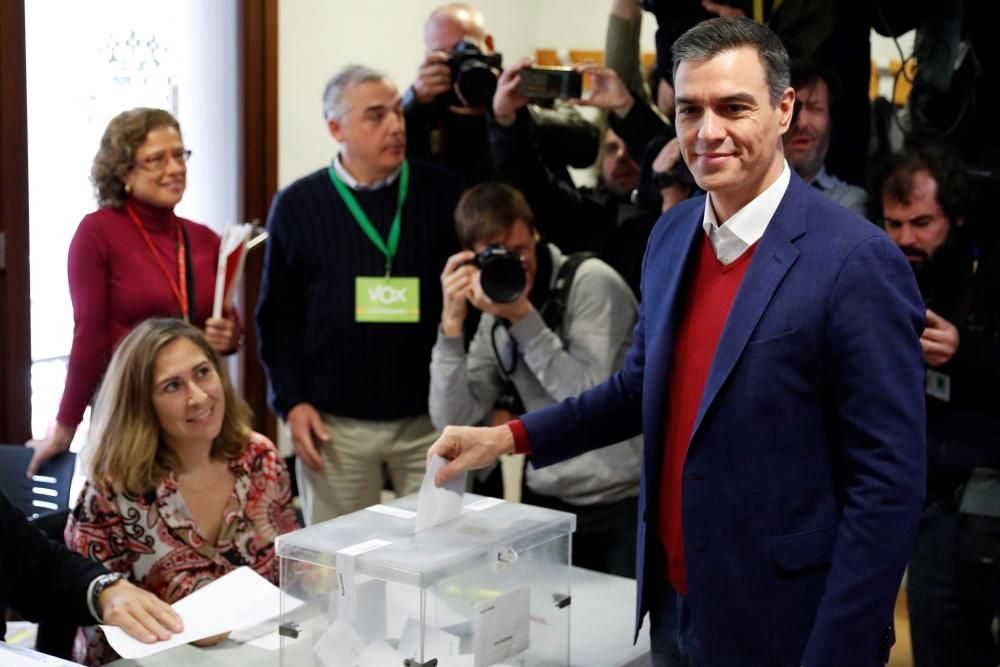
875;144;1000;667
489;58;694;296
430;182;641;577
404;3;598;185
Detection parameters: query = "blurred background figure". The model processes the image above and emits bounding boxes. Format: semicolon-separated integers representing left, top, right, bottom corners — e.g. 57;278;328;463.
875;145;1000;667
405;2;599;185
783;60;867;217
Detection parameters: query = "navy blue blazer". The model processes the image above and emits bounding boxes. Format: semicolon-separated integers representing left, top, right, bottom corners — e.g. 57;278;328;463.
522;172;926;667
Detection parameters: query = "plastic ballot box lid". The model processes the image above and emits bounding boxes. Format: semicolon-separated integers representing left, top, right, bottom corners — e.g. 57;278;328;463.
276;493;576;588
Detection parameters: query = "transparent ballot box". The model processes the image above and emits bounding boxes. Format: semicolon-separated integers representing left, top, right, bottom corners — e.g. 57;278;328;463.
276;494;576;667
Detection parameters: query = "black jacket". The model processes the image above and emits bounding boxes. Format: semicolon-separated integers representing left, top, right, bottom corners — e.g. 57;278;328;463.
0;490;105;639
920;232;1000;502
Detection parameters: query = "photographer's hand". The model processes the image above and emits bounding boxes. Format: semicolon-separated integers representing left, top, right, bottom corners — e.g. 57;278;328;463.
492;57;533;127
653;138;691;212
413;51;452;105
572;64;634;118
440;250;477;337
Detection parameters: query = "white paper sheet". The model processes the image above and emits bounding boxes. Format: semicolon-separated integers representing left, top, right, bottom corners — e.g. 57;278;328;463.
415;454;467;531
100;566;290;659
472;587;530;667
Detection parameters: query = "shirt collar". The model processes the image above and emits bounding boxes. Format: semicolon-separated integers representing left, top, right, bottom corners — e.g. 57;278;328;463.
701;161;790;263
332;152;401;191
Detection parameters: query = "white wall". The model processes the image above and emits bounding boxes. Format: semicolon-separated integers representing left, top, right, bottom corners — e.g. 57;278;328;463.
277;0;656;187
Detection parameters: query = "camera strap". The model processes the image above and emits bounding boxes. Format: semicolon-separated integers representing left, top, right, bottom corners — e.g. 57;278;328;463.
328;159;410;278
539;252;596;334
490;251;596;416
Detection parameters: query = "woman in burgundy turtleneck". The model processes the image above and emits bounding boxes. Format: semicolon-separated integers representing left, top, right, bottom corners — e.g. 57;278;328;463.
25;108;241;476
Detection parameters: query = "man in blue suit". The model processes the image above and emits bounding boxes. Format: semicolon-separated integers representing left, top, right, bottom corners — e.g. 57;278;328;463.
429;17;926;667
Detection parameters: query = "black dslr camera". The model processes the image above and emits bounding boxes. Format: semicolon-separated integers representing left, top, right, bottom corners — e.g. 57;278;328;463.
471;244;525;304
449;40;503;108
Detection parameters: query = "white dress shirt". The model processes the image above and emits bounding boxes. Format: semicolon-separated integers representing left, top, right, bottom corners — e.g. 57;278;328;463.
702;161;791;264
331;152;401;191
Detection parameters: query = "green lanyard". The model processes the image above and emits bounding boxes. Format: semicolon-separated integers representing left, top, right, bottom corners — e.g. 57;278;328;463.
328;159;410;277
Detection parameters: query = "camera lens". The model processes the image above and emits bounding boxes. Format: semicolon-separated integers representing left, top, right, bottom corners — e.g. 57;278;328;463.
456;63;498;108
448;40;502;108
477;246;526;303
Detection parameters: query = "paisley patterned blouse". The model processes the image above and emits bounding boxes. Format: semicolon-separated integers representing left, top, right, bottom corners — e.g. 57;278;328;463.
65;433;298;664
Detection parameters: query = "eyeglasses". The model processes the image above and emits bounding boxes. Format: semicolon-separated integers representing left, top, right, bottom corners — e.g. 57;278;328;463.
132;149;192;172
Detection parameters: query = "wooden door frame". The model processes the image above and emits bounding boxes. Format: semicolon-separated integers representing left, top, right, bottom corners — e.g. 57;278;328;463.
0;0;31;443
239;0;279;439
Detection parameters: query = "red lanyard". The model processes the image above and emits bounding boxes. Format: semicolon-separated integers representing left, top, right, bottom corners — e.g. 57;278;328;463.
125;204;189;321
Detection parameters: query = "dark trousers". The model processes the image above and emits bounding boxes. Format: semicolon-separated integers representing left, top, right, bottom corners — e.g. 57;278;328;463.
649;579;701;667
520;487;638;578
908;502;1000;667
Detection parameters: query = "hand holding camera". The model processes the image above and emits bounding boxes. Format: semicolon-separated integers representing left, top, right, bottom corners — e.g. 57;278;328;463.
492;57;533;127
572;64;635;118
413;51;452;105
440;250;478;337
413;39;503;109
440;245;532;333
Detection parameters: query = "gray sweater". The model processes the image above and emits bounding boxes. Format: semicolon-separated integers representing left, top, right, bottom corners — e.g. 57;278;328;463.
429;244;642;505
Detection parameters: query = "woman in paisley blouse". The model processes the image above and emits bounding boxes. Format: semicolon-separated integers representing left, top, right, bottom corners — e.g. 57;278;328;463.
65;317;298;664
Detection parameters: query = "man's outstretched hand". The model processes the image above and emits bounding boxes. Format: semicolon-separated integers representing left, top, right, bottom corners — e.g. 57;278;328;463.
427;425;516;486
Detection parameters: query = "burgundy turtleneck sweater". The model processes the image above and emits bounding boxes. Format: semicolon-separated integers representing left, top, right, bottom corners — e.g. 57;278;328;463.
57;198;220;427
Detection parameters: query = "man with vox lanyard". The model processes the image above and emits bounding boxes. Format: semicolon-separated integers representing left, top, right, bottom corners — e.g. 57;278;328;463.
257;64;464;524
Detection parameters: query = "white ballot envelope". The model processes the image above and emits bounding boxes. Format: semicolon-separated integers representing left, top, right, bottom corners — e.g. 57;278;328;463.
415;454;467;532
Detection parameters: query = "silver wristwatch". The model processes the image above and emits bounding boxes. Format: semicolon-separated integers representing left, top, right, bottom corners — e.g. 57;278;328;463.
89;572;127;623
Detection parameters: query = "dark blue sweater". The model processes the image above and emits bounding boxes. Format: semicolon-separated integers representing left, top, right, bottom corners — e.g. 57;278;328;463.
256;160;464;420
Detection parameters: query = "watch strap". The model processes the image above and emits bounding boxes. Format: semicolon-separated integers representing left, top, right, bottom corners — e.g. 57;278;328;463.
89;572;127;623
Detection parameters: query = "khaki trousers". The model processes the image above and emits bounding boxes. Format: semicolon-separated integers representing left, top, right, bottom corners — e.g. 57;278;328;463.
296;413;437;525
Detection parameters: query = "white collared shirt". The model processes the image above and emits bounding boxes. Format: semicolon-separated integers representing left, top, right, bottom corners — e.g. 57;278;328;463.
331;152;401;191
701;161;791;264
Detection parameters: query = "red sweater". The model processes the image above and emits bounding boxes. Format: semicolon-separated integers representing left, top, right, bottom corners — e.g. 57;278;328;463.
57;199;220;426
508;236;757;594
660;234;756;594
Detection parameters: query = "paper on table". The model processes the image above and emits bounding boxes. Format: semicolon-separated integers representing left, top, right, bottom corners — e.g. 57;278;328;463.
415;454;467;532
100;566;293;659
